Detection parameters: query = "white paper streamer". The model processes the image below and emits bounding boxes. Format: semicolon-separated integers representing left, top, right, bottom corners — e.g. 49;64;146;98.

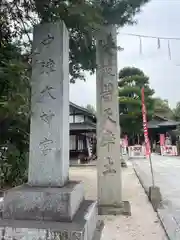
139;36;142;54
168;40;171;60
157;38;161;49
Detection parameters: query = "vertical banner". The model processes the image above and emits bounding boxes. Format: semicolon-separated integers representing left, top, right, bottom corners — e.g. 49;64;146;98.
160;134;165;146
141;88;151;157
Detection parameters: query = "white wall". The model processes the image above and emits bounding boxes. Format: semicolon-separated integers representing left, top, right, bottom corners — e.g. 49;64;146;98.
69;115;84;123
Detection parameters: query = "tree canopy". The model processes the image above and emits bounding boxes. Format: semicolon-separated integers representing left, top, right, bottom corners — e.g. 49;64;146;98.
118;67;155;135
1;0;150;82
172;102;180;121
0;42;30;187
85;104;96;115
153;98;173;119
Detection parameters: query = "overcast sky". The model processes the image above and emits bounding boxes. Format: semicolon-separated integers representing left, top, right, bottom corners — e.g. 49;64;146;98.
70;0;180;109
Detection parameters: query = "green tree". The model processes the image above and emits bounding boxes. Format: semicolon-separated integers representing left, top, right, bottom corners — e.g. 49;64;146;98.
118;67;154;136
0;11;30;187
0;41;30;186
1;0;150;82
173;102;180;121
85;104;96;115
171;102;180;140
153;98;173;119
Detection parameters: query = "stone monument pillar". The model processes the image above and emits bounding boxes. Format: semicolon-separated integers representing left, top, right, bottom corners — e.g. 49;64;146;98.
0;21;98;240
96;25;130;215
28;20;70;187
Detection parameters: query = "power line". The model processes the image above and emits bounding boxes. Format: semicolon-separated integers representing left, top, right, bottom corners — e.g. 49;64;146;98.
118;32;180;64
120;32;180;41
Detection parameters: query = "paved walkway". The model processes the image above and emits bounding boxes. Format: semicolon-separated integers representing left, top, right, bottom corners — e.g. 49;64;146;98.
133;154;180;239
70;163;167;240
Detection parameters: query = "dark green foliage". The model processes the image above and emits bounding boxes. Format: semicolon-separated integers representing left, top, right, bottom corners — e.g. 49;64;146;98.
154;98;173;119
1;0;150;82
100;0;149;26
0;146;28;188
173;102;180;121
85;104;96;115
118;67;154;135
0;28;30;188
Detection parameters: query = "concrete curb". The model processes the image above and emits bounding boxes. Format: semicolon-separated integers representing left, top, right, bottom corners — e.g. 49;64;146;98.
133;165;171;240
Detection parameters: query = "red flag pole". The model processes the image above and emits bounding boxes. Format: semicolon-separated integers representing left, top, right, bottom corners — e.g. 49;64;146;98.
141;87;155;187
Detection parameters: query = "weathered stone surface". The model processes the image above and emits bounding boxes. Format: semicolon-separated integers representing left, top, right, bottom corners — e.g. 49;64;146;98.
0;200;97;240
96;25;122;208
0;21;99;240
98;201;131;216
28;21;69;187
149;186;162;211
3;182;84;222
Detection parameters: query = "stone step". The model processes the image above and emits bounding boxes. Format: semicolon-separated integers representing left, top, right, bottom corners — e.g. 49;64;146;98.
0;200;97;240
2;181;84;222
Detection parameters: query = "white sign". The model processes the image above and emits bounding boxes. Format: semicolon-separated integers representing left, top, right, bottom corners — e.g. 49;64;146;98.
161;145;178;156
128;145;146;158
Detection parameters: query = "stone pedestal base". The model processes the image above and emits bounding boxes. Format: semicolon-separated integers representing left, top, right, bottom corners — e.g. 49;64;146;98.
3;181;84;222
98;201;131;216
0;200;98;240
149;186;162;211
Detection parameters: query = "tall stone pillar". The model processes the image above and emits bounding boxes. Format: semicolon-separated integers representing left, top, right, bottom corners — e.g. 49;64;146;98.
28;20;69;187
96;25;130;215
0;21;98;240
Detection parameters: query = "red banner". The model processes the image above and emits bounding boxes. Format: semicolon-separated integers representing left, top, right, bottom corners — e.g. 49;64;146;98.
141;88;151;156
160;134;165;146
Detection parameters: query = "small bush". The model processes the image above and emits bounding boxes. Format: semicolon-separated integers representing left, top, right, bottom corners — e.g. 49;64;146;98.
0;144;28;188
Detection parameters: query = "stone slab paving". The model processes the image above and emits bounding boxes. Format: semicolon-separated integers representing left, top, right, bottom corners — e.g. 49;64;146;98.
70;164;167;240
133;154;180;239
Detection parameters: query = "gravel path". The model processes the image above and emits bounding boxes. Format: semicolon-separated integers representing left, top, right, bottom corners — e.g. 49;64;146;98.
70;163;167;240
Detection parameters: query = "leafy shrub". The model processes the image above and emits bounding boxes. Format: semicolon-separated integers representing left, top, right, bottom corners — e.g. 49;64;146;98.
0;144;28;188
